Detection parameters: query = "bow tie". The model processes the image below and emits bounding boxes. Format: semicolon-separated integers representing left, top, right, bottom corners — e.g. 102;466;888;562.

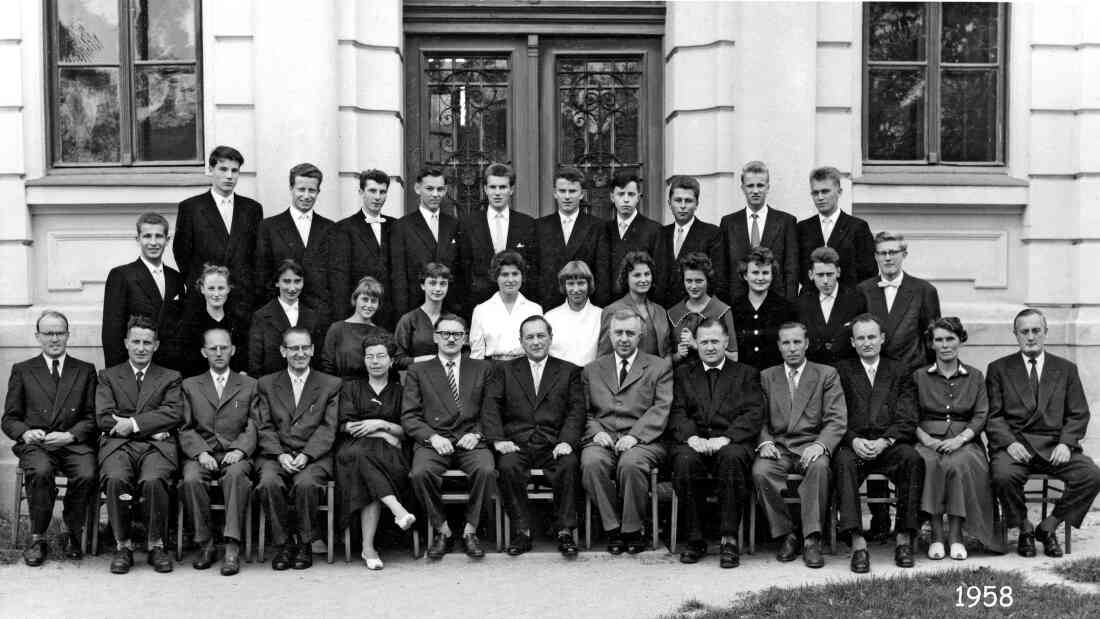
878;280;899;289
364;216;384;224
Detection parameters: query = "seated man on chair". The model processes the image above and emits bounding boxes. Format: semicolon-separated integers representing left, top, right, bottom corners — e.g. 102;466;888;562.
179;328;258;575
3;310;98;566
988;308;1100;558
402;314;498;559
581;308;673;554
752;322;846;569
96;315;184;574
833;314;923;573
253;327;340;571
669;318;765;568
483;315;585;557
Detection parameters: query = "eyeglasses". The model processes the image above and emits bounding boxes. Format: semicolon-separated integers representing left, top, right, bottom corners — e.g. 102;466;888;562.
874;249;904;257
435;331;466;340
38;331;69;339
282;345;314;353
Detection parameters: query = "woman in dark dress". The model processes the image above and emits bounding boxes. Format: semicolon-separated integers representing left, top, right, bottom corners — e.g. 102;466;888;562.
248;258;322;376
392;262;451;369
321;276;390;379
666;252;738;364
175;264;247;377
730;246;795;371
337;333;416;570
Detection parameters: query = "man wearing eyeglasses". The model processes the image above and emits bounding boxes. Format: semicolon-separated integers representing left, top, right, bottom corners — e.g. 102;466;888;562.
402;314;498;560
3;311;98;566
252;327;340;570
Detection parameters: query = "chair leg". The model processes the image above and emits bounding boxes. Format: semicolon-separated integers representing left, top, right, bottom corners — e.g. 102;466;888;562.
503;512;510;546
92;496;102;556
495;495;503;553
326;486;335;564
12;469;23;549
344;527;351;563
748;491;756;555
585;496;592;550
669;491;678;554
258;508;266;563
1066;522;1072;554
245;495;254;563
411;528;420;559
176;498;184;562
650;468;658;551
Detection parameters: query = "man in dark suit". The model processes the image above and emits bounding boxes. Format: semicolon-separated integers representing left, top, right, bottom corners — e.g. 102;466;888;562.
581;308;673;554
329;169;396;329
719;161;799;302
173;146;263;324
254;163;334;326
457;163;538;315
669;318;764;568
390;166;462;316
605;171;661;299
753;322;847;569
833;314;924;573
482;316;585;557
252;327;340;571
534;167;609;308
654;175;724;306
988;309;1100;558
102;212;185;369
2;311;97;566
402;314;498;559
795;246;867;365
796;166;876;292
95;316;184;574
179;328;257;576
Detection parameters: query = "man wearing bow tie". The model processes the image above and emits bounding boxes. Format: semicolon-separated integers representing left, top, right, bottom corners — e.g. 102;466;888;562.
329;169;397;329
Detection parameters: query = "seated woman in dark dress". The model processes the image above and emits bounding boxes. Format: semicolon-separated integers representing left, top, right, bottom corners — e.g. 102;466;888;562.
392;262;451;370
337;333;416;570
730;246;794;371
666;252;738;364
321;276;390;379
175;263;247;377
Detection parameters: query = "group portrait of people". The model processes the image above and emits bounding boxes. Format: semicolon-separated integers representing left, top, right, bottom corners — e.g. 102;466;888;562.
6;145;1099;579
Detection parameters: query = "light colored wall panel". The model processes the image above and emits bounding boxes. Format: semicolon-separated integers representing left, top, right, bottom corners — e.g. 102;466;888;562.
347;46;404;111
1026;177;1079;234
665;45;735;113
1071;242;1100;303
339;0;402;48
0;0;21;39
814;110;854;172
815;46;853;109
1078;112;1100;172
212;38;254;105
0;112;23;172
1030;1;1081;45
1030;47;1080;110
1028;113;1080;175
816;1;856;42
1025;242;1077;303
666;1;736;50
211;107;256;165
1080;47;1100;107
0;43;22;106
0;244;30;305
0;177;28;237
206;0;254;36
46;230;139;292
665;110;736;177
903;230;1008;289
853;183;1028;206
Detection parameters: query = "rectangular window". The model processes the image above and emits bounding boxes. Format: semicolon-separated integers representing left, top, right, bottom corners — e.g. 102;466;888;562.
863;2;1006;165
48;0;203;167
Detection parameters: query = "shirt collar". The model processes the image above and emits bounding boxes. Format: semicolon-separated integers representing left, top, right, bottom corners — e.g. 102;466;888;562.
818;210;837;224
702;358;725;373
819;290;836;302
42;353;66;371
559;210;578;223
1022;351;1045;372
529;356;546;371
210;188;234;206
615;349;639;370
880;271;905;287
278;297;299;312
288;368;310;382
438;353;461;368
785;359;807;376
210;368;230;383
292;208;313;221
746;204;769;221
617;210;638;229
487;207;510;222
130;362;150;376
361;208;384;223
419;205;440;221
860;357;879;374
927;362;969;377
676;217;696;233
139;256;163;273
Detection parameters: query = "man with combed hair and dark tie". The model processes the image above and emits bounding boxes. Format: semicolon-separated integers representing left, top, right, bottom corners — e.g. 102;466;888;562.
796;166;876;292
654;175;724;306
3;310;98;566
604;171;662;300
668;318;764;568
988;308;1100;559
534;167;610;307
390;166;462;316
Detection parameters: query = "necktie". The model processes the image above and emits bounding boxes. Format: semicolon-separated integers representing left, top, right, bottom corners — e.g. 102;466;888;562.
878;279;899;312
618;220;629;240
221;198;233;234
215;374;226;398
674;226;686;257
821;294;834;322
297;214;311;245
532;362;543;393
492;212;506;253
429;213;439;242
867;365;876;385
787;367;799;403
151;267;165;299
619;358;629;389
822;217;834;242
445;360;462;409
292;376;304;407
135;370;144;392
706;367;719;398
562;217;574;245
750;214;760;247
1028;358;1039;408
51;359;60;384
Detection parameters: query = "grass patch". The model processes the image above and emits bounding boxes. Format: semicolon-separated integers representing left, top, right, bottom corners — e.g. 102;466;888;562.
677;567;1100;618
1055;556;1100;584
677;599;709;613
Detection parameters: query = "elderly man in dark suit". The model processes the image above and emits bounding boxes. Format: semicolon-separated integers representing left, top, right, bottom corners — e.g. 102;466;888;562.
252;327;340;571
795;246;867;365
654;175;724;307
102;212;185;369
482;315;585;557
752;321;847;569
581;307;673;554
605;171;662;299
402;314;498;559
534;167;609;308
669;318;764;568
833;314;924;573
988;308;1100;559
173;146;263;325
329;169;397;329
179;327;257;576
796;166;876;292
96;316;184;574
390;166;462;316
3;311;98;566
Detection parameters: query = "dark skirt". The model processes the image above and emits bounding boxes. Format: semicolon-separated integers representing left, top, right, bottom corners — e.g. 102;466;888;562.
335;436;410;530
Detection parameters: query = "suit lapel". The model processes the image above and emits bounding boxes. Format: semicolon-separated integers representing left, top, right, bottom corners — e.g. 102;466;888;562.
618;355;647;393
829;212;851;246
133;260;163;303
867;364;889;423
201;194;230;240
427;359;458;415
458;359;478;411
1036;361;1061;418
273;372;296;419
51;362;79;419
306;216;328;249
598;355;619;393
788;364;816;433
134;364;161;413
409;212;438;251
888;278;915;323
534;359;560;406
1005;356;1033;413
760;209;780;246
516;360;537;406
220;372;244;408
198;372;220;408
293;373;320;421
438;215;458;252
28;360;58;402
562;216;584;255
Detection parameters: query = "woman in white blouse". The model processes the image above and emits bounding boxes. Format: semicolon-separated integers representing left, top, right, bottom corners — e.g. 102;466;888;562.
545;260;602;367
469;250;543;360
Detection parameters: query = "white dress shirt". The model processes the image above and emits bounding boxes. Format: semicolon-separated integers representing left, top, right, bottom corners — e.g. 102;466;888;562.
211;368;230;398
818;211;837;243
289;368;310;406
42;353;67;377
819;291;836;323
292;209;314;245
469;292;543;359
1022;351;1046;380
745;204;770;238
879;271;904;312
860;358;879;384
702;358;726;373
529;357;546;392
616;210;638;239
362;208;384;245
278;298;300;327
139;256;166;298
439;354;461;391
420;205;440;241
488;207;510;253
546;300;602;367
673;217;696;257
211;188;234;234
615;350;639;388
559;211;577;245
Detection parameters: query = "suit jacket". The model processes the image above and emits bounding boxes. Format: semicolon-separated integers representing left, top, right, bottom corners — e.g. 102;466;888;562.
986;353;1090;460
254;209;335;321
2;355;98;455
582;351;673;444
668;361;765;445
835;357;917;447
173;191;263;319
252;369;340;462
389;209;461;315
718;207;799;302
796;211;876;292
758;361;847;455
534;212;610;308
457;208;538;313
328;212;396;328
248;299;323;377
654;218;724;307
606;214;662;298
95;362;184;464
101;259;184;368
401;356;494;444
857;272;940;373
179;371;258;459
795;286;868;366
482;356;586;448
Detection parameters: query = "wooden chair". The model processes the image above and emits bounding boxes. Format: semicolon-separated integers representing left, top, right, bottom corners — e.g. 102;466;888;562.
11;467;93;554
422;469;503;555
256;481;336;563
828;472;896;545
584;467;660;551
173;478;254;562
994;473;1072;554
748;473;836;554
667;476;751;554
500;468;579;545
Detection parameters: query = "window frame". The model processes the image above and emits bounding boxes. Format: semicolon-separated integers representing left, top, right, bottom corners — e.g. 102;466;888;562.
861;2;1008;168
44;0;205;169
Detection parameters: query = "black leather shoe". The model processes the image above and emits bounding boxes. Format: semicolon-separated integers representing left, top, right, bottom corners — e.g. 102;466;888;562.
1017;531;1037;557
292;543;313;569
719;542;740;569
557;532;579;558
625;531;647;554
270;546;292;570
23;539;47;566
867;512;892;542
1035;526;1064;558
64;533;83;560
803;537;824;568
679;540;706;564
148;547;173;573
894;543;915;567
506;532;532;556
193;539;216;570
606;529;625;555
850;548;870;573
221;541;240;576
427;533;453;559
110;548;134;574
463;533;485;558
776;533;801;562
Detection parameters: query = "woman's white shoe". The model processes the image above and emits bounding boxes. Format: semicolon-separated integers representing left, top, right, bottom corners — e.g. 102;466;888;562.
395;513;417;531
950;543;968;560
928;542;945;560
363;554;384;570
